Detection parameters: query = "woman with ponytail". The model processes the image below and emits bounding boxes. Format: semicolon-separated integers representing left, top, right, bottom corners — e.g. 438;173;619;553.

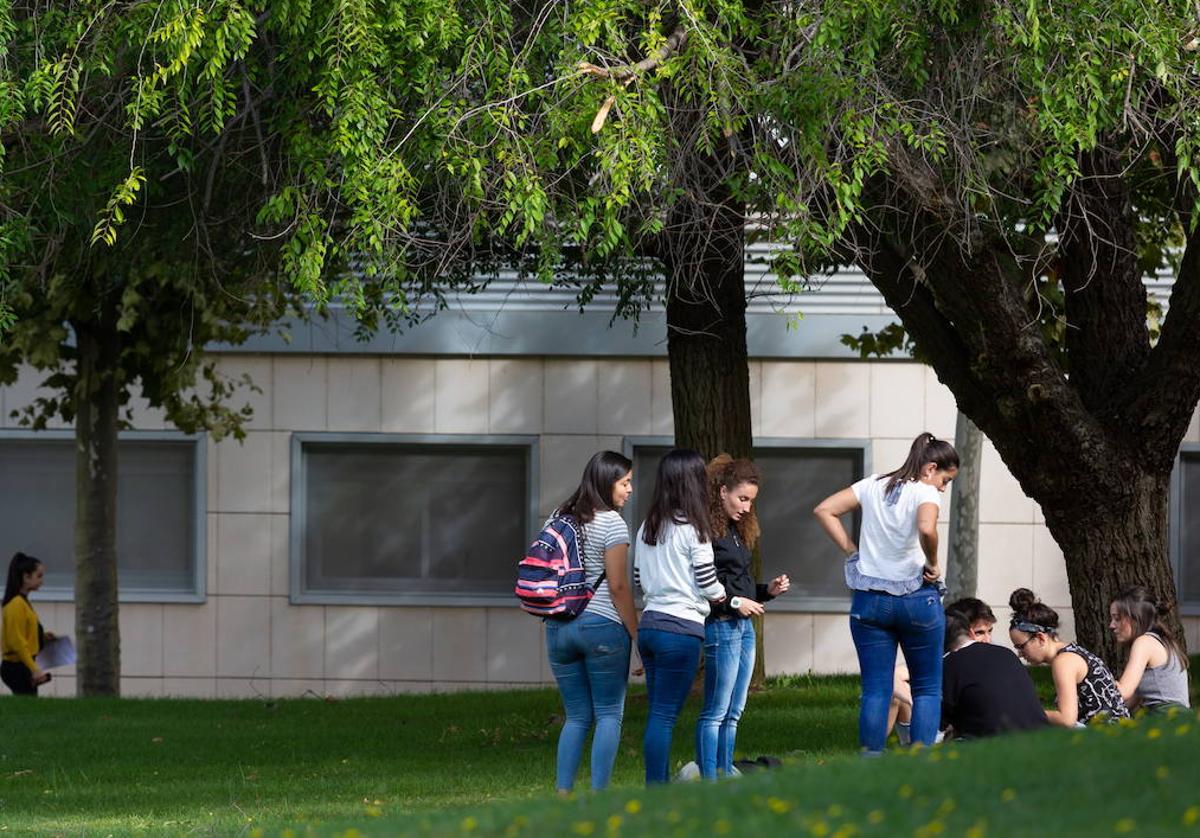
813;432;959;754
1008;587;1128;725
1109;587;1190;713
695;455;790;779
2;552;53;696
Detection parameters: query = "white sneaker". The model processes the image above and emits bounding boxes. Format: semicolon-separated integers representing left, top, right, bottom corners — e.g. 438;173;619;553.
674;761;700;782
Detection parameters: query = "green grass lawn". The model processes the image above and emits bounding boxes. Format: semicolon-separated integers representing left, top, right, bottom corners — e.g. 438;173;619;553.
0;667;1195;836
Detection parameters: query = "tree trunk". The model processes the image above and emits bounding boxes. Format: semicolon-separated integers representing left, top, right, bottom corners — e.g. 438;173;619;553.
661;167;760;683
73;317;122;696
944;412;982;602
1040;471;1182;665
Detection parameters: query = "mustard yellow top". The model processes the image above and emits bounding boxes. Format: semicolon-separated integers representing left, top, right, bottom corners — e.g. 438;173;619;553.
2;595;41;675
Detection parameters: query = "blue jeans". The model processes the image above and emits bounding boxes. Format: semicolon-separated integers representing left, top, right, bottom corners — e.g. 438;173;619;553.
546;613;632;791
638;627;702;784
696;618;755;779
849;585;944;754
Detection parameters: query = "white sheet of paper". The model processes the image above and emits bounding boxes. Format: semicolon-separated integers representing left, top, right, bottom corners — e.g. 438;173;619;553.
38;636;76;669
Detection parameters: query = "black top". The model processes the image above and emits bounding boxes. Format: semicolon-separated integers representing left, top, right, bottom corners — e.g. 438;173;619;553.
941;643;1048;738
707;525;773;621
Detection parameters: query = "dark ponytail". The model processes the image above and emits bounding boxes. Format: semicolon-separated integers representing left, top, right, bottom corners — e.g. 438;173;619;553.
1110;586;1188;670
881;432;960;496
1008;587;1060;637
4;552;42;606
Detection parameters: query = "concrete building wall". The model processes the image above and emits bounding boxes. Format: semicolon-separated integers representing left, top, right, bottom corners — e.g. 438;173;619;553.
3;355;1199;697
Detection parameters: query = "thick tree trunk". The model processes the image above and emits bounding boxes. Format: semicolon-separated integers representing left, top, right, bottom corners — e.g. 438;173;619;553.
1040;471;1182;666
944;412;982;602
661;168;760;683
73;318;122;696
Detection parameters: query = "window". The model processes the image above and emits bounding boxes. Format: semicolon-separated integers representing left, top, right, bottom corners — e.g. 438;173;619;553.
1175;448;1200;612
626;439;867;609
0;433;205;600
292;434;537;603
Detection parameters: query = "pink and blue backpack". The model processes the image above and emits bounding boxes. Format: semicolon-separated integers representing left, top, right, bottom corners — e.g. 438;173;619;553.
515;516;603;619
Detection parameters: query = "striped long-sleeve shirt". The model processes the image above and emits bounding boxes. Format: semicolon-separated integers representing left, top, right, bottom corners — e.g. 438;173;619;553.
632;519;725;626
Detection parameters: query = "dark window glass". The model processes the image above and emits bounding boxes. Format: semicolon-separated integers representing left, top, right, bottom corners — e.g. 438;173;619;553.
0;438;197;593
302;442;528;595
1179;454;1200;606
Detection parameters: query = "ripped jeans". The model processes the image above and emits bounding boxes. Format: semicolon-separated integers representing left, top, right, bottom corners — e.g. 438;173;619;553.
546;612;632;791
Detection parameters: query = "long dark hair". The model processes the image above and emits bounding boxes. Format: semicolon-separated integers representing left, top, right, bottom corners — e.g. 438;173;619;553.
1008;588;1060;637
1111;586;1188;670
881;432;960;496
641;449;714;546
707;454;761;549
4;552;42;606
555;450;633;527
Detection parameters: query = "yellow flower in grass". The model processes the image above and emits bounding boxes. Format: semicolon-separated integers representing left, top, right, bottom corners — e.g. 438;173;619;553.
914;820;945;837
867;811;885;825
1147;728;1162;740
1176;723;1192;736
1000;788;1017;803
365;805;382;817
1114;818;1135;833
624;800;641;815
767;797;792;814
832;824;859;838
809;821;829;837
827;804;844;818
714;819;731;834
572;821;595;836
607;814;623;833
965;822;987;838
1183;806;1200;826
936;799;956;817
461;816;478;832
1156;766;1170;780
898;784;914;799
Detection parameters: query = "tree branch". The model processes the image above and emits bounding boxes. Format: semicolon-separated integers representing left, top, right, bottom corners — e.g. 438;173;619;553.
578;28;688;83
1121;222;1200;469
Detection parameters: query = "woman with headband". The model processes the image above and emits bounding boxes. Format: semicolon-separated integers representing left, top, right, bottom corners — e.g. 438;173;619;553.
1008;587;1128;726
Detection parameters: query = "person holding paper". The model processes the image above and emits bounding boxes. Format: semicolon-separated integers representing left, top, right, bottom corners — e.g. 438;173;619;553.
2;552;54;696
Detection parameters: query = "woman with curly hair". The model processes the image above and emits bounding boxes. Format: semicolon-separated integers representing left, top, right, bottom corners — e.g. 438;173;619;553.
695;455;790;779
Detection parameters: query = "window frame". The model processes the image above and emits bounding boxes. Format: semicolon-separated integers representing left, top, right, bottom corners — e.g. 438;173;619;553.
0;428;208;603
621;435;870;614
289;432;540;606
1171;443;1200;616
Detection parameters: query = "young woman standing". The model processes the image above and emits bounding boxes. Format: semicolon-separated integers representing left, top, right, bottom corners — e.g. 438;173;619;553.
813;432;959;754
1009;587;1129;725
634;449;726;784
544;451;639;794
695;455;789;779
2;552;54;696
1109;586;1190;713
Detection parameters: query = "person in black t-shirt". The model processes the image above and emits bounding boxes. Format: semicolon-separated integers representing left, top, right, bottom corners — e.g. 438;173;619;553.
941;612;1048;739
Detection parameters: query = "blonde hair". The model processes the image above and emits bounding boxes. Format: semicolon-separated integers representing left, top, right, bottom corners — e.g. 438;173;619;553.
706;454;761;550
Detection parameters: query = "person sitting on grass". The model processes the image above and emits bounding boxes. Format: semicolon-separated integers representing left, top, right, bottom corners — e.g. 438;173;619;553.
1008;587;1129;726
889;596;998;745
1109;586;1190;714
941;611;1047;739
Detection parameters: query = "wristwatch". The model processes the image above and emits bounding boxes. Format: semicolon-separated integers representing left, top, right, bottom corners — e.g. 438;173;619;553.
729;596;742;610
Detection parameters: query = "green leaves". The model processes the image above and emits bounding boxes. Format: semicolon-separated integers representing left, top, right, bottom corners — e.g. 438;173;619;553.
91;167;146;247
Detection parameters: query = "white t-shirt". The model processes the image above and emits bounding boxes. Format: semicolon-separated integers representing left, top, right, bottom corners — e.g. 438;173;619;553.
851;474;942;582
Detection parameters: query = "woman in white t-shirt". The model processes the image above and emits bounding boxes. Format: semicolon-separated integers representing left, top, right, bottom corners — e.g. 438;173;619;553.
813;432;959;755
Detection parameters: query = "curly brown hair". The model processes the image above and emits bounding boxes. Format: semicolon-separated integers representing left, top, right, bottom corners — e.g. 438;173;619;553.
707;454;761;550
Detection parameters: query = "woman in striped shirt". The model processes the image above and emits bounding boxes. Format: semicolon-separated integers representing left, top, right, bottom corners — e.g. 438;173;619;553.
634;449;726;784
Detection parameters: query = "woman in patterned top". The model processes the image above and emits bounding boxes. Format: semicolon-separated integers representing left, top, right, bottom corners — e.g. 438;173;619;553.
1008;588;1129;726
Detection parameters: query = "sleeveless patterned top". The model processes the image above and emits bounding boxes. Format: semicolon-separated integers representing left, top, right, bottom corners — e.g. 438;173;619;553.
1061;642;1130;723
